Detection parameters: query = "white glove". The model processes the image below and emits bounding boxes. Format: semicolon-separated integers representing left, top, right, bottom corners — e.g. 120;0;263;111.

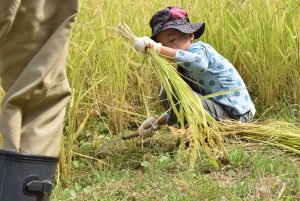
137;116;158;138
133;37;162;54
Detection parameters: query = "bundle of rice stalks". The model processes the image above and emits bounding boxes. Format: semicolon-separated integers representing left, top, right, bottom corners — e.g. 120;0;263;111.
118;24;226;167
220;120;300;155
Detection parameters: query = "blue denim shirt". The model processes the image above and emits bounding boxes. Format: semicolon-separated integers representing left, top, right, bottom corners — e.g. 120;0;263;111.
175;41;256;116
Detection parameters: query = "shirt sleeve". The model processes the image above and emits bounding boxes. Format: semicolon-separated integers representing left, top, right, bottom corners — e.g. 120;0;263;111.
175;44;209;72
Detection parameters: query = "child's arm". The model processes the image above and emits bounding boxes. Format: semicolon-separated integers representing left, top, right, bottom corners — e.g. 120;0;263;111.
159;46;177;59
133;37;209;71
174;47;209;72
159;45;209;72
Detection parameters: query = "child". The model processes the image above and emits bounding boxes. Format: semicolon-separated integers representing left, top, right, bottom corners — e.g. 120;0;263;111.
133;6;256;137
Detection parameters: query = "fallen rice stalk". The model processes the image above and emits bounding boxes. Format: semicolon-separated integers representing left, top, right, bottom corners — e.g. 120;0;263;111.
170;119;300;155
220;120;300;155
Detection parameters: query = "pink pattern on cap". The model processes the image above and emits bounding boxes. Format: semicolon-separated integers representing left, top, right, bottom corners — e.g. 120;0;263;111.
170;7;186;19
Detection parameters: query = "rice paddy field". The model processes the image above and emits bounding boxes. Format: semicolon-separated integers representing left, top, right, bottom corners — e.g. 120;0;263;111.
1;0;300;200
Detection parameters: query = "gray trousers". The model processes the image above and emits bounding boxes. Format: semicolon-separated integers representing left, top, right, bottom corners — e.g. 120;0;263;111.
160;88;253;126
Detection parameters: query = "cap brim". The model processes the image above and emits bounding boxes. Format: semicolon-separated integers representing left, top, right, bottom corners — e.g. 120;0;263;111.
151;22;205;41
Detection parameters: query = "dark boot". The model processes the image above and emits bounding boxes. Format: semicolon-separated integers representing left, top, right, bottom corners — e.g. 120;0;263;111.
0;150;58;201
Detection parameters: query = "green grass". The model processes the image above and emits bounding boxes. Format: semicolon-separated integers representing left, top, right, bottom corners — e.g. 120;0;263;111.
52;125;300;200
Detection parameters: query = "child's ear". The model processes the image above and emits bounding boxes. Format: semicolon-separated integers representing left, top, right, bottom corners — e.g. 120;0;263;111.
189;33;194;41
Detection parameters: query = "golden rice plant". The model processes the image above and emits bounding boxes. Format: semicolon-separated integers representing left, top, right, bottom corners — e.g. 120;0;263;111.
118;24;226;167
221;120;300;155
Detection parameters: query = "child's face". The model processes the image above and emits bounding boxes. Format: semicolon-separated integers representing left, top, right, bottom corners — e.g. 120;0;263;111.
155;29;194;50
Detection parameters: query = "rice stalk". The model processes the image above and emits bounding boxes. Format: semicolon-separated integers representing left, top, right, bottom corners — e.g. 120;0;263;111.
220;120;300;155
118;24;226;167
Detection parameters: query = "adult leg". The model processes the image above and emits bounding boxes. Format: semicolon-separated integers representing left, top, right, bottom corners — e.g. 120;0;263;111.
0;0;79;200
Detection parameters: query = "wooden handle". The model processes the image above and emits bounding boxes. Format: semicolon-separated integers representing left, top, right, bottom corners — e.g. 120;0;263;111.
122;132;139;140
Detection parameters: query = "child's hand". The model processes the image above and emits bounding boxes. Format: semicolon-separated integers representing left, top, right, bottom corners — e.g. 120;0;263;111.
133;37;162;54
137;116;158;138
